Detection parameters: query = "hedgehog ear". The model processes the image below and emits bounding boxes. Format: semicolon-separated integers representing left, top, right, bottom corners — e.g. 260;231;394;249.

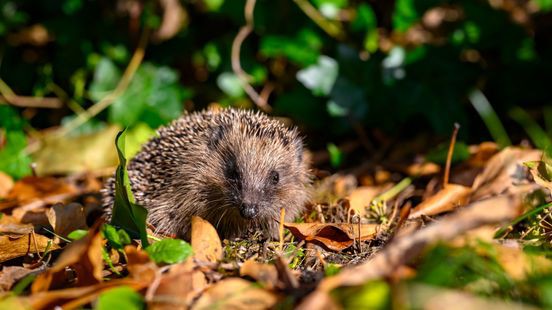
208;124;230;149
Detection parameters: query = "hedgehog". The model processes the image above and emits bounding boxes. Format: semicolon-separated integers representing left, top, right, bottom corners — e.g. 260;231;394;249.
102;108;311;239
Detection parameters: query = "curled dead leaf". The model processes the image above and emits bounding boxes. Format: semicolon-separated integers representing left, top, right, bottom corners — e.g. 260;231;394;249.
0;171;14;198
284;222;379;251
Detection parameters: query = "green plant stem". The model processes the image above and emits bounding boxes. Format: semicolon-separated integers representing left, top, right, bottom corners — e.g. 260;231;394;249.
469;89;511;148
494;201;552;239
375;177;412;202
510;106;552;150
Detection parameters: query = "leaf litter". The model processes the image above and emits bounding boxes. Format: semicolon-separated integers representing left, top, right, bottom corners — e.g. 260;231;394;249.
0;129;551;309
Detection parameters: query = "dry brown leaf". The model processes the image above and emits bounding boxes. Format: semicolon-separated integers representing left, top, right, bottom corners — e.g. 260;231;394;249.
467;142;499;167
26;278;148;310
33;125;120;176
525;160;552;193
192;278;280;310
31;225;104;292
0;176;78;211
12;208;50;227
149;259;207;310
405;162;441;176
240;259;279;290
46;203;88;238
125;245;157;283
284;222;379;251
348;186;390;216
0;223;34;235
0;234;59;263
0;171;14;198
471;147;541;200
409;184;472;218
191;216;222;263
298;194;521;308
0;264;47;292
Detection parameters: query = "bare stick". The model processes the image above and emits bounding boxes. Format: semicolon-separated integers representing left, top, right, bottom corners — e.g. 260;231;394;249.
231;0;271;113
0;79;62;108
444;123;460;187
58;28;150;136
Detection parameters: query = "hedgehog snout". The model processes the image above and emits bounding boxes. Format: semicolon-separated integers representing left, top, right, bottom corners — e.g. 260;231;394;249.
239;202;259;219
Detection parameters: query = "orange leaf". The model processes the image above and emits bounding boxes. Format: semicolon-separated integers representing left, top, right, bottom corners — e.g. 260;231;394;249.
191;216;222;263
409;184;472;218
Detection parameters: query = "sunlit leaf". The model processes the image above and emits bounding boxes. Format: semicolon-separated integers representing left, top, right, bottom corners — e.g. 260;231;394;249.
146;238;193;264
96;286;144;310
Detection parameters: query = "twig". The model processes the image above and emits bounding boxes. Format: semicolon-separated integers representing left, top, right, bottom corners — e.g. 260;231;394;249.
0;79;62;108
231;0;271;112
58;28;150;136
279;208;285;253
444;123;460;187
293;0;345;40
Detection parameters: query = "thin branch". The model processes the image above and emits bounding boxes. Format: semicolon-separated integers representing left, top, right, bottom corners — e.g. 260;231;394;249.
58;28;150;136
0;79;62;108
231;0;271;113
293;0;345;40
444;123;460;187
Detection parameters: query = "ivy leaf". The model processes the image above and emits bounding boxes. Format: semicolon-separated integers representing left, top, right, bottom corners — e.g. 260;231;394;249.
110;129;149;247
296;55;339;97
102;223;131;250
145;238;193;264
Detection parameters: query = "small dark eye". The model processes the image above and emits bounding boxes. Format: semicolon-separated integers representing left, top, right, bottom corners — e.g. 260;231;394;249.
270;170;279;185
225;162;240;182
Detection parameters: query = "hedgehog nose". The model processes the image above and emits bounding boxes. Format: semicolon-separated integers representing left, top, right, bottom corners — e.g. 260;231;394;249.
240;203;258;219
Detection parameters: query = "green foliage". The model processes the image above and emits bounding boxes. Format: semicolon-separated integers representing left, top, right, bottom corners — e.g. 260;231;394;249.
96;286;144;310
0;106;32;179
110;130;149;247
102;224;131;250
89;58;190;129
67;229;88;241
331;280;390;309
145;238;193;264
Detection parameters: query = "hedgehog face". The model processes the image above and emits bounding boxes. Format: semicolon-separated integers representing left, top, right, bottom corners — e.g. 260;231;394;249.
206;119;308;229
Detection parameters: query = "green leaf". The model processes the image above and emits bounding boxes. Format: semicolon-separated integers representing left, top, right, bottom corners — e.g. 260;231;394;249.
96;286;144;310
392;0;418;32
145;238;193;264
216;72;244;98
296;55;339;96
110;130;150;247
67;229;88;241
102;224;131;250
260;29;322;66
332;280;390;309
327;143;344;168
351;4;379;53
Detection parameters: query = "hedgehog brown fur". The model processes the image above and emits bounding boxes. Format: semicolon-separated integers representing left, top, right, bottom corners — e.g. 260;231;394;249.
102;108;311;239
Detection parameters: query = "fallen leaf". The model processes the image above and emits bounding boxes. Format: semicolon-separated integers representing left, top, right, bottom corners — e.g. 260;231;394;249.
0;222;34;235
471;147;541;200
284;222;379;251
409;184;472;218
192;278;280;310
125;245;157;283
31;224;104;292
46;203;88;238
153;0;188;42
149;259;207;310
32;125;120;176
0;176;78;211
348;186;388;215
26;278;148;310
0;234;58;263
240;259;279;290
298;194;521;308
525;158;552;193
0;264;46;292
0;171;14;198
404;162;441;176
191;216;222;263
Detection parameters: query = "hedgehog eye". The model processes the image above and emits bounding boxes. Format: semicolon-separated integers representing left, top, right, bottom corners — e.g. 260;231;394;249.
269;170;279;185
225;162;240;182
